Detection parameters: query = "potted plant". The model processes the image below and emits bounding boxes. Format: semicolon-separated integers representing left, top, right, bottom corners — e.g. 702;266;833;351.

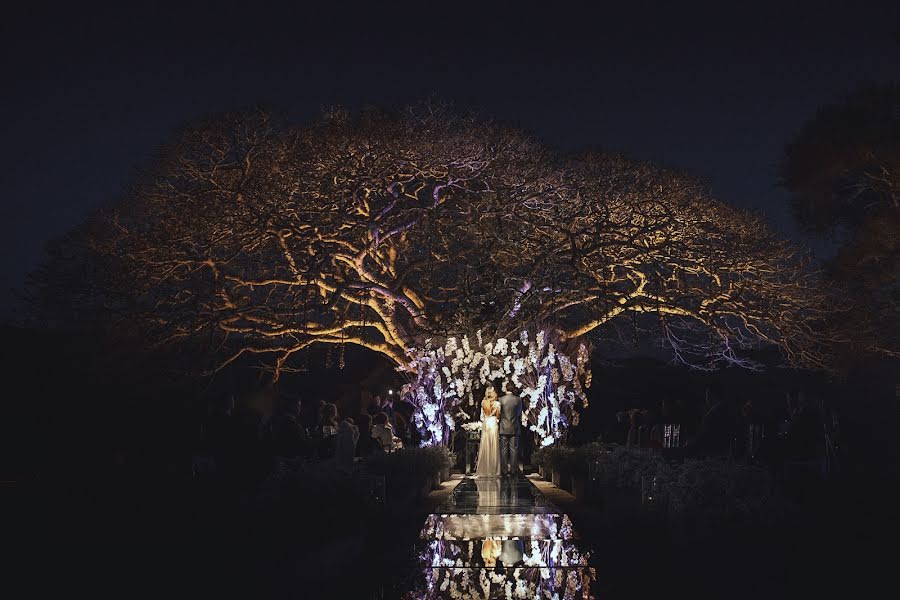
549;446;576;492
570;473;585;500
446;452;457;479
531;447;550;480
571;442;604;502
437;446;452;487
368;446;451;504
423;445;452;489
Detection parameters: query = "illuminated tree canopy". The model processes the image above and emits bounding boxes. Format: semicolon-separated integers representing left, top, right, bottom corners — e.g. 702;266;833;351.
31;105;836;379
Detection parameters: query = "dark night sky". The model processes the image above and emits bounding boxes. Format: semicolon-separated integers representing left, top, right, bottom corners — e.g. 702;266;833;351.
2;1;898;319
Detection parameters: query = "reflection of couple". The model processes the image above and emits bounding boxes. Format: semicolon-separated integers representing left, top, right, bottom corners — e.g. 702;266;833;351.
480;538;526;568
474;473;523;511
475;381;522;478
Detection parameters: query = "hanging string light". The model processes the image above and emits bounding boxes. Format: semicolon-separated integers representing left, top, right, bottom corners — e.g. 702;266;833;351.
301;285;311;371
339;324;346;370
631;308;639;347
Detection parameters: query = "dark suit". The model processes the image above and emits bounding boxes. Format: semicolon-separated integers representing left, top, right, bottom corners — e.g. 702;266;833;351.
498;392;522;475
499;539;525;566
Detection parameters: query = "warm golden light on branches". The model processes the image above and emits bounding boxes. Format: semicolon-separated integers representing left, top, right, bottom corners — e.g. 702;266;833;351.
31;105;838;376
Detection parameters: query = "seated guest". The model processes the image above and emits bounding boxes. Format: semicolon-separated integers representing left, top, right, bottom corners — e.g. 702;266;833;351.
355;414;378;457
335;417;360;470
303;398;325;432
317;402;339;437
394;401;419;445
394;412;412;447
608;411;629;445
371;412;396;453
784;394;822;461
625;409;644;449
367;394;384;416
203;394;235;470
680;388;733;458
382;395;395;423
267;396;307;457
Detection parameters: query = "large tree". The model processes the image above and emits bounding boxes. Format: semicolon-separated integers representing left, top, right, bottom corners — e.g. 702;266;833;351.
781;84;899;358
31;105;835;379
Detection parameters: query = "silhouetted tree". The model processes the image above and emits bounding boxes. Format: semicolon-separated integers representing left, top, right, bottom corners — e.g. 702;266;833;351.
781;85;899;357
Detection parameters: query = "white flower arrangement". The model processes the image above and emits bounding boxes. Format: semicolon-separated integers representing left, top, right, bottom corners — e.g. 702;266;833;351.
461;421;483;432
403;327;592;447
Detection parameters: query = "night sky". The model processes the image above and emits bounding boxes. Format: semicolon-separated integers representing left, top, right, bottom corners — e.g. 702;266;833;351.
3;2;898;319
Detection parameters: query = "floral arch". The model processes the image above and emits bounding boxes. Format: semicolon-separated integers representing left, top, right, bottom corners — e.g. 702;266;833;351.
404;328;591;447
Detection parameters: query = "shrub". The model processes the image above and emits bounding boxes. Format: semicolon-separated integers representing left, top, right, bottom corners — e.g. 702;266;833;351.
367;445;451;486
574;442;606;476
531;446;551;470
582;443;785;529
257;459;368;539
660;458;783;529
594;446;671;490
545;446;577;473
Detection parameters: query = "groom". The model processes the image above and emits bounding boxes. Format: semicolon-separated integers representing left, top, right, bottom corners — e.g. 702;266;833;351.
497;380;523;477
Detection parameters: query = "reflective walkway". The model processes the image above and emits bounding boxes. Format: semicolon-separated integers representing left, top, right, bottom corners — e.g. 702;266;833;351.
405;475;597;599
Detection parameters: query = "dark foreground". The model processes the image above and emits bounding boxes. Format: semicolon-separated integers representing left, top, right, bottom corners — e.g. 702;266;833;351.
15;465;898;600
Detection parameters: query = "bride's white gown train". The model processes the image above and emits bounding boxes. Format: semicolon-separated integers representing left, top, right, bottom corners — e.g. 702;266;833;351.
475;406;500;478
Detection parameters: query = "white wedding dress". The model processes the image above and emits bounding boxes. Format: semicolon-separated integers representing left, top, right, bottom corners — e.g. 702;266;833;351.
475;401;500;478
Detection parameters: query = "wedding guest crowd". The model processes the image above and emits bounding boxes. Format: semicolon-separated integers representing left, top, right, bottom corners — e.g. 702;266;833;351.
600;385;832;484
195;385;418;489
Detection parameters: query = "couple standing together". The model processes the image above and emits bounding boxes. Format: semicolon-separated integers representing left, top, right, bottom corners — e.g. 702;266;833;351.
475;382;522;478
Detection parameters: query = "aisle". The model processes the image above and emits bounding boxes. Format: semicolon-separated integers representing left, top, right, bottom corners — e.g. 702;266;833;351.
404;474;597;599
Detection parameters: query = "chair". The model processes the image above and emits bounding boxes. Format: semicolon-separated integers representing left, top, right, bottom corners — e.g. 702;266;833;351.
663;424;682;449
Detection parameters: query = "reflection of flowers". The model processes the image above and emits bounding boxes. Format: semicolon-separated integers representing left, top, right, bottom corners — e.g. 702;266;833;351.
409;500;595;599
405;562;596;600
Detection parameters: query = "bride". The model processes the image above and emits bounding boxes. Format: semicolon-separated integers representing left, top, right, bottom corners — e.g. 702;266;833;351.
474;387;500;478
